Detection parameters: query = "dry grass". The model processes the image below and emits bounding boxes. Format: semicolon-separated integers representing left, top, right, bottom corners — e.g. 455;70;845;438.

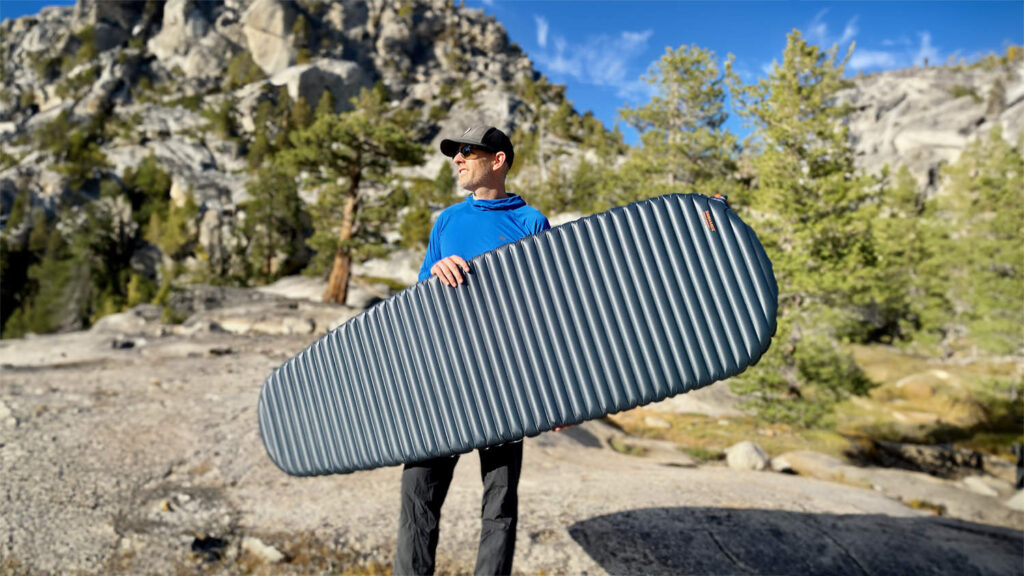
838;345;1022;452
905;499;946;516
610;346;1021;461
607;409;854;460
847;344;1019;384
237;531;393;576
609;437;649;457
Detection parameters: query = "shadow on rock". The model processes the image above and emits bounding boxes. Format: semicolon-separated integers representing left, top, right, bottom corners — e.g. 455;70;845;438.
568;507;1023;575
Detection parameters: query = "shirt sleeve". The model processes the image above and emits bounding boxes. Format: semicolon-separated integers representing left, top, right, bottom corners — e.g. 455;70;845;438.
418;214;444;282
526;208;550;234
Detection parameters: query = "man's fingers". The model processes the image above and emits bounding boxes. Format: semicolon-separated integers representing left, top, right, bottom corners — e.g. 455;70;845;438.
444;259;464;284
437;260;460;285
451;256;470;274
431;256;470;287
431;263;452;286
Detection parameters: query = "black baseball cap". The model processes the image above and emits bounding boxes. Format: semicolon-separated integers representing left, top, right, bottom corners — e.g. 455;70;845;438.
440;125;514;168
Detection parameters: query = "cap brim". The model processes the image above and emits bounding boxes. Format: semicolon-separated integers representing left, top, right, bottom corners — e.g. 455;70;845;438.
440;139;496;158
439;139;462;157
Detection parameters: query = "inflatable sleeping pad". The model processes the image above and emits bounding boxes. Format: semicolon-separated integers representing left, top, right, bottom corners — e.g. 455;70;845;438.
258;193;778;476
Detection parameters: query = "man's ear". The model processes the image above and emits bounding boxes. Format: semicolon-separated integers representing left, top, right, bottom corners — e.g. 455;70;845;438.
493;151;507;172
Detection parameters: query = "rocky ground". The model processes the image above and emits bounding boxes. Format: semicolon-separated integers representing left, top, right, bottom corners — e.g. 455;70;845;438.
1;294;1022;575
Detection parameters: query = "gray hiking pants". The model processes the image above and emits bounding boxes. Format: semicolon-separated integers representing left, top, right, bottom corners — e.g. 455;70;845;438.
394;441;523;576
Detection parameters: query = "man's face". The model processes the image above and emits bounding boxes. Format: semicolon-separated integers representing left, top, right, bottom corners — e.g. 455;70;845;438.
453;145;495;190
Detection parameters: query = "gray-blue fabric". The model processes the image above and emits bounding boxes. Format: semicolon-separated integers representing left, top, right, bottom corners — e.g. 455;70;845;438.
258;193;778;477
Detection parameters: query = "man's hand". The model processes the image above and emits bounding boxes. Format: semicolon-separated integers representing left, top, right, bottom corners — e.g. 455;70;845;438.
430;255;471;287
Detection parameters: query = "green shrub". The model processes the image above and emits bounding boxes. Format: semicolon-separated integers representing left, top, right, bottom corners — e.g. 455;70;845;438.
123;153;172;229
147;192;198;260
678;445;725;462
73;25;99;65
950;84;981;103
609;437;648;457
224;51;266;90
168;94;203;111
18;89;36;110
399;204;432;249
202;98;238;139
126;272;158;307
428;104;447;122
458;80;481;109
30;53;64;81
55;65;98;98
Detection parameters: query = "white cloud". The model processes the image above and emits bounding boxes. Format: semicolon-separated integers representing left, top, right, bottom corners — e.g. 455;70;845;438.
848;30;943;71
839;17;858;45
534;15;549;49
532;28;655;99
849;49;899;70
915;31;940;66
622;30;654;48
881;37;911;48
805;9;830;45
804;10;858;48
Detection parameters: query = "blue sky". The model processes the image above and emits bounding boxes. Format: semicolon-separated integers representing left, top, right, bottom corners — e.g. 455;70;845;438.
4;1;1022;143
471;1;1023;141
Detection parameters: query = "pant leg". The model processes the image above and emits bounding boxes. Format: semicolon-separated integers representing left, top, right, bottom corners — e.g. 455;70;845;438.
395;455;459;576
474;441;523;576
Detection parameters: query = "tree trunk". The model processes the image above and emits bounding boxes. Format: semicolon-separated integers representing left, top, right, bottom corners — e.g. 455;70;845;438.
262;221;273;278
538;114;547;185
324;192;358;304
783;315;803;398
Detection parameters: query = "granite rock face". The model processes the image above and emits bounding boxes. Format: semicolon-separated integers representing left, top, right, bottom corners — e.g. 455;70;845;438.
726;441;770;471
0;0;552;287
267;58;370;113
1;0;1021;295
0;306;1020;574
838;63;1024;190
241;0;298;75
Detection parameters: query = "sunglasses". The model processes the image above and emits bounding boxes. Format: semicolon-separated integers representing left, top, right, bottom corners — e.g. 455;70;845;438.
454;143;494;159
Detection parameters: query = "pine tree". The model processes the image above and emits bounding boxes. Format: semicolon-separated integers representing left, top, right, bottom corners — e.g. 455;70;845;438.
314;89;334;119
725;30;877;425
126;272;157;308
203;97;238;139
401;163;459;249
27;208;49;254
6;188;30;234
123;153;172;229
292;14;313;64
433;161;456;202
399;203;432;249
620;45;740;200
243;162;306;282
247;129;272;169
274;92;312;150
147;191;197;262
863;165;951;349
515;76;560;186
2;227;75;337
282;84;424;303
935;126;1024;355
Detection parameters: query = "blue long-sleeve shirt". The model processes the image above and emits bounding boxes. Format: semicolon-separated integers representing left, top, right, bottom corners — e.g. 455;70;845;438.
418;193;550;282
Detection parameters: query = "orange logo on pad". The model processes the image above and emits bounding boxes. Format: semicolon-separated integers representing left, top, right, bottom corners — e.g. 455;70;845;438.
702;210;716;232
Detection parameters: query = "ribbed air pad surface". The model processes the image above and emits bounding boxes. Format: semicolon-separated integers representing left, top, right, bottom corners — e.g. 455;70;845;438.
258;194;777;476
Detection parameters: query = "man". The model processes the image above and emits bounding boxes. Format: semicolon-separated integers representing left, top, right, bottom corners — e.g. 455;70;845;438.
395;126;550;576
